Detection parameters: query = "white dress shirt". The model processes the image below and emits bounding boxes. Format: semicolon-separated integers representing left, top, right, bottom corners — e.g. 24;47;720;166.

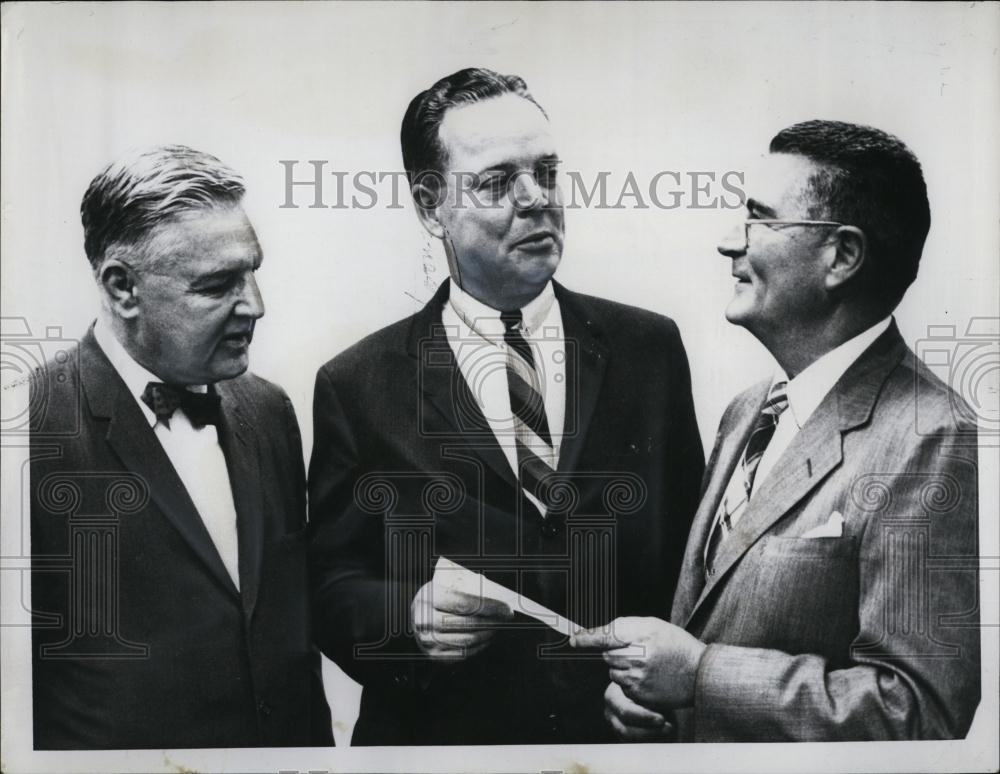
709;316;893;548
94;318;241;589
442;281;566;515
753;316;892;491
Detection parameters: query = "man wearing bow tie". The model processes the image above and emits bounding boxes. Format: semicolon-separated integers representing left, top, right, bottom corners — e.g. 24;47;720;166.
307;68;703;745
29;145;333;749
573;120;981;741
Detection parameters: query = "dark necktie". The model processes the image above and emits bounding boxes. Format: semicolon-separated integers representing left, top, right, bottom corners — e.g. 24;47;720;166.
141;382;222;429
705;380;789;569
501;309;557;514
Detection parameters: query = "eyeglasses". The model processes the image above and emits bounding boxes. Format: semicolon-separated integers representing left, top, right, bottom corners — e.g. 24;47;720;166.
739;219;849;251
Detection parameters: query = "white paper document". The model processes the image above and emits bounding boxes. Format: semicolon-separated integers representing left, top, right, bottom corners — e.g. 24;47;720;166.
433;556;584;637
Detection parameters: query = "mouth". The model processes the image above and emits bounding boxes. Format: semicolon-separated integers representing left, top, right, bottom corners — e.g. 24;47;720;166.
731;267;752;285
222;330;254;349
513;230;558;250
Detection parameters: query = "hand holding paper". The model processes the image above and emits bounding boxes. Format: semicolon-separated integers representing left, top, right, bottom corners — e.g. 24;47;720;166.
411;562;514;660
432;556;582;637
571;616;707;712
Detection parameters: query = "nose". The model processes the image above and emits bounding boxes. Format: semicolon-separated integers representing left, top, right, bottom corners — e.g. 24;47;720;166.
510;171;545;212
717;221;747;259
236;271;265;319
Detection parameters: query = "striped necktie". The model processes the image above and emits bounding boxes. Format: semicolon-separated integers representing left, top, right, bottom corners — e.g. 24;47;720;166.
740;380;789;499
705;380;789;567
501;309;557;513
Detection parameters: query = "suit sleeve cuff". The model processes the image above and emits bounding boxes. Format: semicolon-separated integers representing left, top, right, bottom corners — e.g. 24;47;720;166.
693;643;777;741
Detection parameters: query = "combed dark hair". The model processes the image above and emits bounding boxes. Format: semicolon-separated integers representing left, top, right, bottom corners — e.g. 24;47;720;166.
400;67;546;188
769;120;930;309
81;145;246;269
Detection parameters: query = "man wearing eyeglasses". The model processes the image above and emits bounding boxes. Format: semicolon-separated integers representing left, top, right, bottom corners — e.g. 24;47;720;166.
573;120;981;741
307;67;704;744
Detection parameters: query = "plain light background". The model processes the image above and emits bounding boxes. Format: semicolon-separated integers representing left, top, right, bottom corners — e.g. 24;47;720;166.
2;2;997;772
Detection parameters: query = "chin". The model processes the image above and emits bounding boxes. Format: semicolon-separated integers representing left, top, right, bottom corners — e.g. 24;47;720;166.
525;253;561;280
210;356;251;383
724;301;757;330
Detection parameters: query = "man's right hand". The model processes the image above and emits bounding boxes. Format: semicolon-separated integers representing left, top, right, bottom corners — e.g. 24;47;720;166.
411;580;513;660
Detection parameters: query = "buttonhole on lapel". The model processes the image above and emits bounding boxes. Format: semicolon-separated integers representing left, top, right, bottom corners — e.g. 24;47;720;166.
806;458;812;477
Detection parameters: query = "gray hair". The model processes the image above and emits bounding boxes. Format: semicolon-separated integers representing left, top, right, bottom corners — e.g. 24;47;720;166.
81;144;246;269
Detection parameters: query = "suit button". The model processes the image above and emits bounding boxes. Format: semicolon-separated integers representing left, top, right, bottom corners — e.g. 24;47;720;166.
393;673;409;686
547;712;559;733
540;518;559;537
258;700;272;717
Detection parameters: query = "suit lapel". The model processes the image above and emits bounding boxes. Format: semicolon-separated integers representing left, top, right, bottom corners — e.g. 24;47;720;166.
672;383;766;624
682;323;909;627
553;283;610;475
81;331;240;599
407;280;518;489
216;381;264;619
408;280;613;490
691;404;843;613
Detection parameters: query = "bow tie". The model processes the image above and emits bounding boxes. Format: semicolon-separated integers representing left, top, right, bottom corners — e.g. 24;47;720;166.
141;382;222;429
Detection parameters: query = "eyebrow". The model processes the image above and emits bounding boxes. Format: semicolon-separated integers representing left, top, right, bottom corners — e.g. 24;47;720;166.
746;197;777;218
474;154;561;177
191;269;240;287
191;258;261;285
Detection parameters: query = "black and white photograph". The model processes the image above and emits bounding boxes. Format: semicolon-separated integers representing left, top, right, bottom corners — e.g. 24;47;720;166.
1;2;997;773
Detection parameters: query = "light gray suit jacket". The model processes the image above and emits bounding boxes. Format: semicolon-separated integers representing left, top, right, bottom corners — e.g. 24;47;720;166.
671;323;980;741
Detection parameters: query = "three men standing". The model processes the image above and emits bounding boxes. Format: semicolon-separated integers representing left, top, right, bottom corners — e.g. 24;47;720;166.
27;85;981;749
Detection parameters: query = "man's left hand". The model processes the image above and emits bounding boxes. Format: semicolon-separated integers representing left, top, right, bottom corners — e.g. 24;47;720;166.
571;616;707;710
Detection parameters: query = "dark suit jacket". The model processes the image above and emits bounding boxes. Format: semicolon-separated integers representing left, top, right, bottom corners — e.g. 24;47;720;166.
671;323;980;741
308;279;704;745
30;328;333;750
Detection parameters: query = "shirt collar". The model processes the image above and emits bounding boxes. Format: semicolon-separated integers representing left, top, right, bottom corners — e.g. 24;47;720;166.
93;316;207;428
776;315;893;429
447;280;557;344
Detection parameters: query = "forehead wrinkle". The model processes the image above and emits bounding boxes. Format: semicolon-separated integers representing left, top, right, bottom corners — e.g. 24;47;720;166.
437;95;555;175
448;138;558;180
139;207;260;278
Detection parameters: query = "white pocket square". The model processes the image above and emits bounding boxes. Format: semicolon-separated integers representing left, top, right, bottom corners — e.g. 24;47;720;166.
800;511;844;539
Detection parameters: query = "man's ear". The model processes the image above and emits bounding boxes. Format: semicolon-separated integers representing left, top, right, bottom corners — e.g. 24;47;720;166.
824;226;866;292
412;181;446;239
98;258;140;319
